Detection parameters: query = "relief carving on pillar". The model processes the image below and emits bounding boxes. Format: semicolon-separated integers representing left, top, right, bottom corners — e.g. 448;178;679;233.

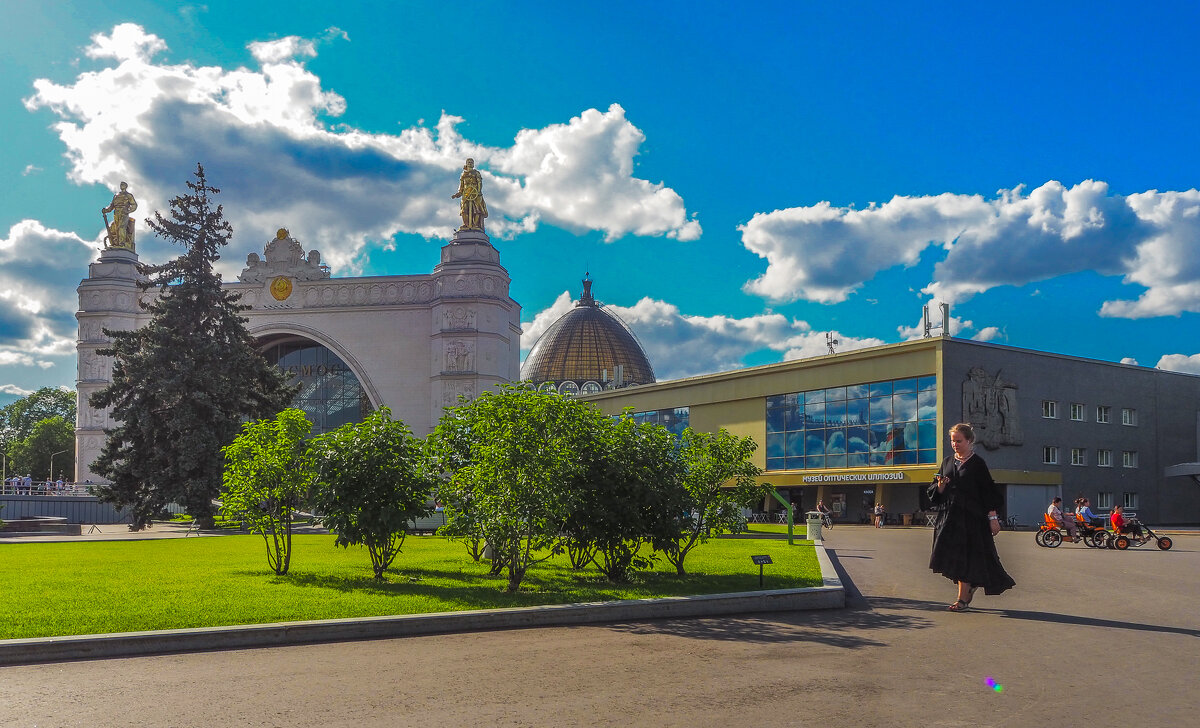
443;306;477;330
443;381;476;406
444;339;474;372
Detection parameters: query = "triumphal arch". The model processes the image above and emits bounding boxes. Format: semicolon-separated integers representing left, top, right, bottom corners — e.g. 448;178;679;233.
75;170;521;483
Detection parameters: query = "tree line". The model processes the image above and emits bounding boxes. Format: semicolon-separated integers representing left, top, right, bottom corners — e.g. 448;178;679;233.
222;390;764;590
1;387;76;482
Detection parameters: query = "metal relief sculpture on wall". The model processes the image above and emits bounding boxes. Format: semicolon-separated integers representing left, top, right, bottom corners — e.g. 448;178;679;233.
962;367;1022;450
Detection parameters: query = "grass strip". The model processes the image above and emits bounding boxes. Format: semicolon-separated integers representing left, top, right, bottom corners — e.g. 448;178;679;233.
0;534;821;640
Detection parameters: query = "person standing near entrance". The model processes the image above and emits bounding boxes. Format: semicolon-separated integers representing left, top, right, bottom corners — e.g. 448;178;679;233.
928;422;1015;612
874;502;885;528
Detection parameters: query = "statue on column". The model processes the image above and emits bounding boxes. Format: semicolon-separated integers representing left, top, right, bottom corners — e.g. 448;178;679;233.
451;158;488;232
101;181;138;251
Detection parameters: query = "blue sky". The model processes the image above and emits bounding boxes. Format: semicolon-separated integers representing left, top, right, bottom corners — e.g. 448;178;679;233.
3;1;1200;403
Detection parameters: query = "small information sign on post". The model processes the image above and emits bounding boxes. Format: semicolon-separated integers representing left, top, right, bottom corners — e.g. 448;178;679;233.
751;554;773;588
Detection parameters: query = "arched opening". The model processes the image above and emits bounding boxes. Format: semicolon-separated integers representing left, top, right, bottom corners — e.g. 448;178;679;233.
259;334;372;434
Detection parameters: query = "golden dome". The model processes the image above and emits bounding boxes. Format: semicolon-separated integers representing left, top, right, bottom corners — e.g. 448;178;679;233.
521;275;655;393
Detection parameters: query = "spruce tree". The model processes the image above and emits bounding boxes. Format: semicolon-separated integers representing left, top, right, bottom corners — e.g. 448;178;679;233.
91;164;296;529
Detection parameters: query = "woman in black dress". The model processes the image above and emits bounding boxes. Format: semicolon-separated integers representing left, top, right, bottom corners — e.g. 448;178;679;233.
928;422;1015;611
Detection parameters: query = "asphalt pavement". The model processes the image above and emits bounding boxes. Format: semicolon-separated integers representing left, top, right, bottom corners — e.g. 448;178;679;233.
1;525;1195;727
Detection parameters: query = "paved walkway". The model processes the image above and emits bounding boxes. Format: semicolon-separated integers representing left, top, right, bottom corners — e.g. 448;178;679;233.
2;526;1195;727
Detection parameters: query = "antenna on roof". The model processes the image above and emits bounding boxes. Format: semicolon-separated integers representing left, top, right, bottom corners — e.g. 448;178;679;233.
826;332;839;354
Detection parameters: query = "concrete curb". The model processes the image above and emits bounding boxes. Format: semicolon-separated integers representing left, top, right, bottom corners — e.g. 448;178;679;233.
0;542;844;666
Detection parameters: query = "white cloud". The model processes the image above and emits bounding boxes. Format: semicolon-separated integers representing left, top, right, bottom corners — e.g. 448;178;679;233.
0;220;99;360
24;24;699;277
1120;357;1139;366
521;292;883;381
0;384;33;396
1157;353;1200;374
492;104;701;242
22;164;42;176
740;180;1200;318
84;22;167;63
248;36;317;64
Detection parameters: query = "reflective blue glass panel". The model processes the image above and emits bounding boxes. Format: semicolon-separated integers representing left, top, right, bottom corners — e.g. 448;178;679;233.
869;381;893;396
786;456;806;469
826;428;847;455
917;390;937;420
919;375;937;391
825;386;847;402
824;399;848;426
869;424;892;452
918;421;937;450
869;395;892;422
847;426;869;454
918;448;938;464
893;378;918;394
846;398;869;425
893;392;918;421
766;433;784;458
825;454;847;468
805;431;826;456
846;384;870;399
804;402;826;426
786;431;805;457
767;457;785;471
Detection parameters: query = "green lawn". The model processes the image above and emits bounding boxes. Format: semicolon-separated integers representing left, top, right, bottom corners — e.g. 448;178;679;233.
0;534;821;640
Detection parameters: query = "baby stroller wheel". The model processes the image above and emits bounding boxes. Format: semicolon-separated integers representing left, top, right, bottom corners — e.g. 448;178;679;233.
1043;529;1062;547
1157;537;1173;551
1114;535;1130;550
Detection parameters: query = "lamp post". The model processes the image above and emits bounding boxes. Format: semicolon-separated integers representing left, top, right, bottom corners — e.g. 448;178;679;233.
48;448;69;486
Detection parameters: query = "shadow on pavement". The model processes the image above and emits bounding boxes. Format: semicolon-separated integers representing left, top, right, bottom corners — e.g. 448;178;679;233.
605;606;934;649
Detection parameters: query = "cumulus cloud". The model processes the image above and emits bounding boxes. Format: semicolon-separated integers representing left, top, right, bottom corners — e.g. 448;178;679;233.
22;164;42;176
521;293;884;381
24;24;699;276
0;220;99;362
1121;357;1139;366
1157;353;1200;374
740;180;1200;318
0;384;34;396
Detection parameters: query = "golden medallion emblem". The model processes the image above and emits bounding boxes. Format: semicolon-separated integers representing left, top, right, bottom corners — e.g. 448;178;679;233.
269;276;293;301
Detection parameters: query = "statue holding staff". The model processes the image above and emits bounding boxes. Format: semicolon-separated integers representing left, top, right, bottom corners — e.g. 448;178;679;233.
101;181;138;251
451;158;488;232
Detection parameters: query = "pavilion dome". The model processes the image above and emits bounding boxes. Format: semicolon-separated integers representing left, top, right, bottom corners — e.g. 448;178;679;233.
521;275;655;395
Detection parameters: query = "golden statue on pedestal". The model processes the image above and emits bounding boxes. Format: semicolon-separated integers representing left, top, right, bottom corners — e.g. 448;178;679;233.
101;181;138;251
451;158;488;232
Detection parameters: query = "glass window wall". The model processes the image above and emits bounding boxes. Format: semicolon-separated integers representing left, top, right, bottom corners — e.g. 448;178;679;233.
765;375;936;471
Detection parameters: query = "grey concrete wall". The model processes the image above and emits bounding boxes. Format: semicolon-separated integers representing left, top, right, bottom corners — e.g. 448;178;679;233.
0;496;131;524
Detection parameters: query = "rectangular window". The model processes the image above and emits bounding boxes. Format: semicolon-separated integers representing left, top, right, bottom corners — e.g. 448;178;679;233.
1097;449;1112;467
1043;446;1059;465
1096;405;1111;424
1122;450;1138;468
1097;492;1113;509
1123;492;1139;509
1121;408;1137;426
1042;400;1058;419
1070;448;1086;466
1070;403;1084;421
